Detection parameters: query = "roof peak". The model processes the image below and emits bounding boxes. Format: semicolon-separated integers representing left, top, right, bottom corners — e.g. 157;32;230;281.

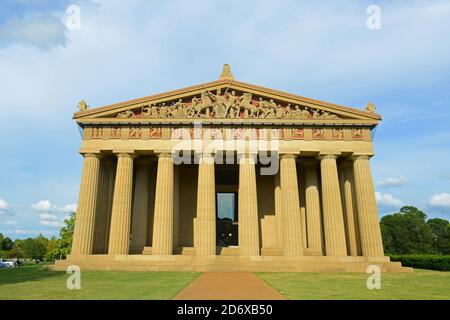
219;64;234;80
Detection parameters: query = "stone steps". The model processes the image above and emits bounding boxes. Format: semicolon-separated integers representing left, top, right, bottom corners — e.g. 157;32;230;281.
51;255;412;273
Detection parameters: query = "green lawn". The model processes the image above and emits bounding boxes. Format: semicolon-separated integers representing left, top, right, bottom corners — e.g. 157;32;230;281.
0;265;200;300
1;266;449;300
257;269;450;300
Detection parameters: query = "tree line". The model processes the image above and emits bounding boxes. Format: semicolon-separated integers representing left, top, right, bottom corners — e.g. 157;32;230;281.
0;213;75;261
0;207;449;261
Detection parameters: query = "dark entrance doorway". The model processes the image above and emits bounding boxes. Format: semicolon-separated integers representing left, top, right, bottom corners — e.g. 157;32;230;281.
216;192;238;247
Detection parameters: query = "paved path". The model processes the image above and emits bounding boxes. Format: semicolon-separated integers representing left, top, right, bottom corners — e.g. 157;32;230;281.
174;272;286;300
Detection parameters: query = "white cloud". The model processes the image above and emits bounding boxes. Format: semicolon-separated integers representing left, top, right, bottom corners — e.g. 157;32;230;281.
375;192;403;208
39;213;58;221
32;200;72;228
376;176;407;187
0;198;7;214
61;203;77;212
4;220;17;225
428;193;450;209
32;200;53;212
40;220;63;228
0;198;8;210
0;14;67;49
13;229;56;236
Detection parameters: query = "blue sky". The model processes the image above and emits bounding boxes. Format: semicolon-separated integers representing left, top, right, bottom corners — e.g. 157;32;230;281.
0;0;449;239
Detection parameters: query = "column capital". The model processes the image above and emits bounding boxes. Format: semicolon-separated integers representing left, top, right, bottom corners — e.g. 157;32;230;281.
115;152;136;159
156;152;172;159
82;152;102;159
351;154;372;161
318;154;338;161
280;153;298;160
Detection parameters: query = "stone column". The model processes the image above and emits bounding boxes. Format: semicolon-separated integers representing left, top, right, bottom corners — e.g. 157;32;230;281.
108;153;135;255
93;159;113;254
130;159;150;254
319;154;347;256
274;172;283;249
72;153;101;256
104;162;116;251
152;153;174;255
340;161;361;256
195;153;216;256
280;154;303;256
238;153;260;256
352;155;384;257
303;159;323;252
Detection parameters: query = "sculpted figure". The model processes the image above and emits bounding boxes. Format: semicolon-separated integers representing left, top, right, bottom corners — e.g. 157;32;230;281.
117;109;135;119
78;100;89;111
194;90;214;117
171;99;187;118
142;104;159;118
301;107;311;119
365;102;376;113
225;91;238;118
312;109;320;118
159;103;170;118
238;93;259;118
213;89;228;118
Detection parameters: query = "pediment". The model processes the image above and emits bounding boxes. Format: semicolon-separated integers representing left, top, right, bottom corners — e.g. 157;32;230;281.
74;76;381;126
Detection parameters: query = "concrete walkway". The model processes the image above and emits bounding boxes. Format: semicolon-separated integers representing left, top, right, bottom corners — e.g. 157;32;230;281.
174;272;286;300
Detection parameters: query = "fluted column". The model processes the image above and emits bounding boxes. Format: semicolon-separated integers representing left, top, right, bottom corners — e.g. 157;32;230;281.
340;161;361;256
104;162;116;251
130;160;150;254
238;153;260;256
274;172;283;249
280;154;303;256
93;160;113;254
320;154;347;256
352;155;384;257
152;153;174;255
195;153;216;256
108;153;135;255
303;159;323;252
72;153;101;256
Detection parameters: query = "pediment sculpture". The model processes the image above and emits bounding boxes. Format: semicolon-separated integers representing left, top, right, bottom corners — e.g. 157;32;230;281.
115;90;342;120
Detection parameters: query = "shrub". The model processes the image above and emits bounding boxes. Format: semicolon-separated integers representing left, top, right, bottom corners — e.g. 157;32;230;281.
389;254;450;271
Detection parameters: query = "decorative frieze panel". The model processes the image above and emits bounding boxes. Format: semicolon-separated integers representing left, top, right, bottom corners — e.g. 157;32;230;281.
82;126;370;142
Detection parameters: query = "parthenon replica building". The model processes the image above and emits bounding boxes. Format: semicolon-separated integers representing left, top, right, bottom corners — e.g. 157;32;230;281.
54;65;409;272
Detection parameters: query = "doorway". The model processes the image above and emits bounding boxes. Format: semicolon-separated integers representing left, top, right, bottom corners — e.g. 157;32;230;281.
216;192;238;247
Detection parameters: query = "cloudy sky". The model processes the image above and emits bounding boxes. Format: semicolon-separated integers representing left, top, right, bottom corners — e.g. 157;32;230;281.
0;0;449;239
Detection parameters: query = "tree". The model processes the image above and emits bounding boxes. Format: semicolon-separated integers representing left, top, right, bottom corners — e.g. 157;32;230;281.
427;218;450;254
47;213;75;261
1;236;13;251
22;235;49;260
7;240;25;259
380;206;433;254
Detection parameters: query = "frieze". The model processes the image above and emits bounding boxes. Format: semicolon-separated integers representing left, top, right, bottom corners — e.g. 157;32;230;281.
114;90;343;120
82;126;369;142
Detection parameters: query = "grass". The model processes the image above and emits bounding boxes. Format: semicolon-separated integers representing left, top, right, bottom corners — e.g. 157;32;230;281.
0;265;200;300
257;269;450;300
1;265;449;300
